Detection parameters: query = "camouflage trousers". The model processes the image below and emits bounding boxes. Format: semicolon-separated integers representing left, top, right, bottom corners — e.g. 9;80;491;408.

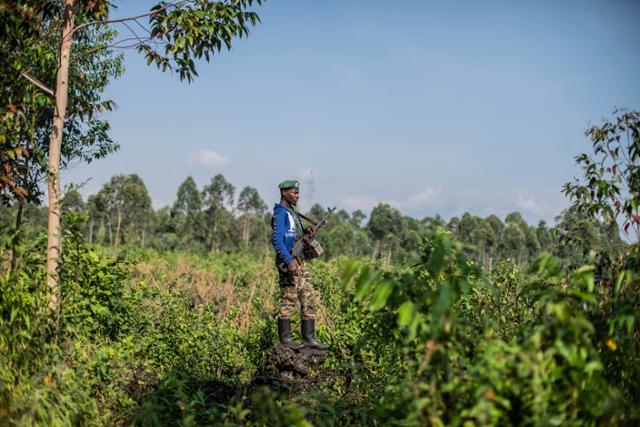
277;261;317;320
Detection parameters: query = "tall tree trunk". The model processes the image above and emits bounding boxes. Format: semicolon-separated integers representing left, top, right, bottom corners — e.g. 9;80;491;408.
243;216;249;243
372;240;380;259
210;211;218;251
115;209;122;247
47;0;75;314
9;199;25;274
88;219;94;244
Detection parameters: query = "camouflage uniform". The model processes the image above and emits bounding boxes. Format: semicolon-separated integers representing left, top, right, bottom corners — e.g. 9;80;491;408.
277;260;317;320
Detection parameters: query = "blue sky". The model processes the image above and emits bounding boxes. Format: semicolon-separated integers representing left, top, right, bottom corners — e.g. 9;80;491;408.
64;0;640;224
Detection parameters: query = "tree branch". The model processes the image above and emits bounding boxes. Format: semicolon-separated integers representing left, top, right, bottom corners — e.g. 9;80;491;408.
72;0;190;35
79;35;168;57
20;71;55;98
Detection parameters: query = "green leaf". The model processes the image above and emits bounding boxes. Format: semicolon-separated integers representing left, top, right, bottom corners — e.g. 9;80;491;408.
354;266;380;302
398;300;415;326
426;242;445;274
340;261;360;285
433;281;454;317
574;265;595;292
369;281;393;312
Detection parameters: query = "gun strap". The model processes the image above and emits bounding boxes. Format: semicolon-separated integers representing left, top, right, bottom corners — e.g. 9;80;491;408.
297;212;316;224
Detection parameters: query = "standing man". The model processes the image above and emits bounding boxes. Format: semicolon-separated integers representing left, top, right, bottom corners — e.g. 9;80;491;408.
271;180;328;350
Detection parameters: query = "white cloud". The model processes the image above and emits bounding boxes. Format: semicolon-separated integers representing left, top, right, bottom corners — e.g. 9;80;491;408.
189;148;230;168
515;194;546;215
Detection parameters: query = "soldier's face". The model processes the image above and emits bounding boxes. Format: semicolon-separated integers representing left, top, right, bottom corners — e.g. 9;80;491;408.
284;189;300;206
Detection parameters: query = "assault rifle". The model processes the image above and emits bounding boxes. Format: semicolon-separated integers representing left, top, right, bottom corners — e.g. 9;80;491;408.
279;206;336;270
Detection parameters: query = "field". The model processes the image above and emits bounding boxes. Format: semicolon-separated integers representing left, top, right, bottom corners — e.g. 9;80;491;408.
1;221;638;426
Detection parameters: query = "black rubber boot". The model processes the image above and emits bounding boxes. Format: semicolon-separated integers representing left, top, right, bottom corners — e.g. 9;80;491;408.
278;318;303;349
301;318;328;350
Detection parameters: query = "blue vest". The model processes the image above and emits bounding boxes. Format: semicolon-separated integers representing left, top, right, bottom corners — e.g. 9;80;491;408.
271;203;304;265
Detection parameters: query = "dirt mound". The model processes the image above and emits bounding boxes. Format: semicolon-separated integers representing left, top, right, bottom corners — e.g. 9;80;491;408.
251;344;331;393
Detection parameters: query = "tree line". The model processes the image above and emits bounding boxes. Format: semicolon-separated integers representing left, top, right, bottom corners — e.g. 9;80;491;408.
0;172;626;271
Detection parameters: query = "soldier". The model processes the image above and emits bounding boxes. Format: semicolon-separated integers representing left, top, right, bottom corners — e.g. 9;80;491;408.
271;180;328;350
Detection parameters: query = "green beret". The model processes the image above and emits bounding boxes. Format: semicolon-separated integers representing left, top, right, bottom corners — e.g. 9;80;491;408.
278;180;299;190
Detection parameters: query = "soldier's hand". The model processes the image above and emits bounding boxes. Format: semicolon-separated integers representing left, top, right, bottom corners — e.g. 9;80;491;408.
306;226;316;236
287;259;299;272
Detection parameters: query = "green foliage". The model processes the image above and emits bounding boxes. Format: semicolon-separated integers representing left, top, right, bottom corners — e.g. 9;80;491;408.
142;0;263;82
60;212;132;338
87;174;153;247
0;3;123;205
564;109;640;240
323;231;638;426
1;218;639;426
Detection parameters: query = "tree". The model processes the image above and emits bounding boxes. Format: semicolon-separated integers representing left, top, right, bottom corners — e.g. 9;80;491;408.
350;209;366;229
61;187;84;214
536;220;553;252
91;174;152;247
505;211;526;227
469;220;497;269
237;185;266;244
447;216;460;235
86;191;106;244
552;207;625;271
171;176;203;243
522;225;541;262
485;214;504;236
309;204;326;223
202;173;235;250
563;109;640;242
321;222;372;258
2;5;122;282
499;222;526;265
3;0;264;313
367;203;404;261
421;214;446;233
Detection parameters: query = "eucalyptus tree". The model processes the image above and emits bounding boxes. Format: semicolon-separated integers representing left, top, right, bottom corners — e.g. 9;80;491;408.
536;220;553;253
470;220;497;269
322;222;372;258
86;191;106;244
202;173;235;251
455;212;478;243
3;0;263;312
309;204;327;224
237;185;266;244
350;209;366;229
498;222;526;265
367;203;404;260
60;188;84;214
421;214;446;233
447;216;460;235
485;214;503;235
171;176;203;242
92;174;152;247
2;3;122;279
